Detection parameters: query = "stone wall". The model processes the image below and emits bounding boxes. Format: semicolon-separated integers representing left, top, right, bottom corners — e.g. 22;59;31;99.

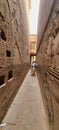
0;0;30;121
0;0;29;67
0;0;13;67
0;0;30;86
37;0;59;130
37;0;54;51
0;63;30;123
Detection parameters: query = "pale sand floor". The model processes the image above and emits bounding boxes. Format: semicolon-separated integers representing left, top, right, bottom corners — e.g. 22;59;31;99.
0;70;50;130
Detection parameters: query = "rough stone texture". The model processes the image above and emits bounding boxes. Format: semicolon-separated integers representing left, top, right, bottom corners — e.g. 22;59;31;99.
37;0;59;130
0;63;30;123
0;0;29;67
37;0;54;50
0;0;30;122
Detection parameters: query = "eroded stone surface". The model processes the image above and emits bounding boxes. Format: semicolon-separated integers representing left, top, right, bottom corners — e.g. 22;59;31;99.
37;0;59;130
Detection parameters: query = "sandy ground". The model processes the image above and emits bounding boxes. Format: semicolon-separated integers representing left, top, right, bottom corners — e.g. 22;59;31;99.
1;70;50;130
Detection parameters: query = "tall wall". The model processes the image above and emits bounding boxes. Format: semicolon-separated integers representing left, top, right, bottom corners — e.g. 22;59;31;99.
0;0;29;67
37;0;59;130
37;0;54;51
0;0;30;122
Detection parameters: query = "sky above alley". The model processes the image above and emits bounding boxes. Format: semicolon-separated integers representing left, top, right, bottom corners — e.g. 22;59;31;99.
30;0;40;34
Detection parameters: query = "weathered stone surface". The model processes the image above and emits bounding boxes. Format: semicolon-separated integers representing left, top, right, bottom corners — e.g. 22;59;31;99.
0;63;30;123
37;0;54;50
0;0;29;67
37;0;59;130
37;0;59;70
0;0;30;123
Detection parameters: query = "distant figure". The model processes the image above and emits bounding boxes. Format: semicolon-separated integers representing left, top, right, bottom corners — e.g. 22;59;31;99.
31;61;38;76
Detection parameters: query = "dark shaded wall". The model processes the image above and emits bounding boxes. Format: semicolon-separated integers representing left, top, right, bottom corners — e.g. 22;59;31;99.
37;0;59;130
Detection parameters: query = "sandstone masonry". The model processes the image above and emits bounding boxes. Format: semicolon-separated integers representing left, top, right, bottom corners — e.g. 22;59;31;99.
37;0;59;130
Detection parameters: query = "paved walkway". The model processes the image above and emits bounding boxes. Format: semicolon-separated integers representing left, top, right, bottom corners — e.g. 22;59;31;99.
0;70;50;130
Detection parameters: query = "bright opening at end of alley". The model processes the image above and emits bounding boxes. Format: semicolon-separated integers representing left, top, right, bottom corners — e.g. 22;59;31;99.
30;0;40;34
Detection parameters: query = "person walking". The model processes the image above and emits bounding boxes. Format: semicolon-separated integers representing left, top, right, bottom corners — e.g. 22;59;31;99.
31;61;38;76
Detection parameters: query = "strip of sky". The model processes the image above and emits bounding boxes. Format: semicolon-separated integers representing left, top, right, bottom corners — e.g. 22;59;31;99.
30;0;40;34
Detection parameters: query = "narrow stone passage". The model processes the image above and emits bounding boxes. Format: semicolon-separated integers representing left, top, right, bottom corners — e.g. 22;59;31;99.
1;70;50;130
